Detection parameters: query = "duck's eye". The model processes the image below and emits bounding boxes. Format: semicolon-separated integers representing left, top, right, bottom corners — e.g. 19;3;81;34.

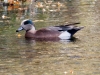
24;20;33;25
24;21;30;25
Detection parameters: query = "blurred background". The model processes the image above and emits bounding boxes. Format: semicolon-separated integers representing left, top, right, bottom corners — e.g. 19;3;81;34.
0;0;100;75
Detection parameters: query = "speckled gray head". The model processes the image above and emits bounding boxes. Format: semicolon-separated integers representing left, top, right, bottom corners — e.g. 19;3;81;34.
16;19;35;32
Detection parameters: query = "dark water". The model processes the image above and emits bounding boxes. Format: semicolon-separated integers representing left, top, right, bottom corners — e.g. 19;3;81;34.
0;0;100;75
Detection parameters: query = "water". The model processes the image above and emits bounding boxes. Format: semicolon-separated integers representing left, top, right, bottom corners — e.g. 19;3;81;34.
0;0;100;75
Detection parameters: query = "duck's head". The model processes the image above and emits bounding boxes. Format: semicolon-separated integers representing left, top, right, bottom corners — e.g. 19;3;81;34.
16;19;35;32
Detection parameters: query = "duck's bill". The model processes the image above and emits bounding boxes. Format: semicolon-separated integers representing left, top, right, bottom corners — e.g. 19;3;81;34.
16;27;24;32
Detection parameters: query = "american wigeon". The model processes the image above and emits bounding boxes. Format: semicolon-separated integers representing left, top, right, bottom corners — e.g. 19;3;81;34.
16;19;83;41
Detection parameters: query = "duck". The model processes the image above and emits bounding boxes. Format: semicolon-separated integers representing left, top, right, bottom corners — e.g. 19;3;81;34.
16;19;83;41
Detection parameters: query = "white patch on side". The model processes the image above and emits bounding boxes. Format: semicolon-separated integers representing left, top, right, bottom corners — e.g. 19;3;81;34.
58;31;71;40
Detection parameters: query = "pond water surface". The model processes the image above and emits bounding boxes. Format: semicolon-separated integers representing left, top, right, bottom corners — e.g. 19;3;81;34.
0;0;100;75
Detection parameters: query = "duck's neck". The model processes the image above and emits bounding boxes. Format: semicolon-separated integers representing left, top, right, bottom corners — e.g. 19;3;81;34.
27;26;36;34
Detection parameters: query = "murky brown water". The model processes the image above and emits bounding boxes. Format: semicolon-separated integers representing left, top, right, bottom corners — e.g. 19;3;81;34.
0;0;100;75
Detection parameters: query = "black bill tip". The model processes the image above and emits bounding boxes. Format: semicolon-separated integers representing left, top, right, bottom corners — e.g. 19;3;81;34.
16;30;19;32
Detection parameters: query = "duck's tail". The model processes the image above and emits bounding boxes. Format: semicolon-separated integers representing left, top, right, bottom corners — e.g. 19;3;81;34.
67;26;84;36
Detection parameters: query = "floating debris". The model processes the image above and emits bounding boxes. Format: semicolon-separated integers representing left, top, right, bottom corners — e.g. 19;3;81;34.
17;34;22;38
